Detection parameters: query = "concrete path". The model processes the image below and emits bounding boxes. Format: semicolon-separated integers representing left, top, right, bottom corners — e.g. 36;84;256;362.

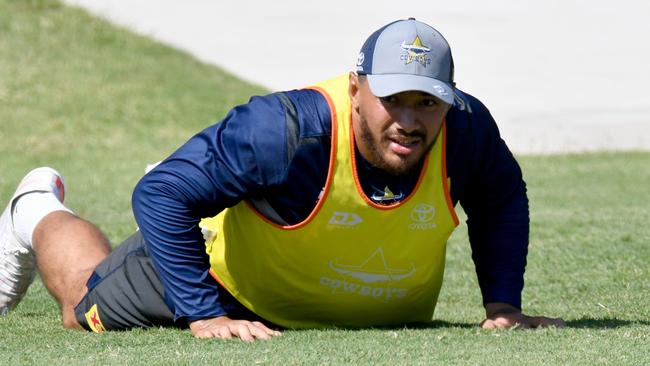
62;0;650;154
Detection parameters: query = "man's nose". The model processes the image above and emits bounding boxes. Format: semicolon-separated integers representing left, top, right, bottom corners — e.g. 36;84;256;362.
395;107;417;132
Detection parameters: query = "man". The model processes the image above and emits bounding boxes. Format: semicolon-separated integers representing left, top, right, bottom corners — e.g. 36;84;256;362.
0;18;564;340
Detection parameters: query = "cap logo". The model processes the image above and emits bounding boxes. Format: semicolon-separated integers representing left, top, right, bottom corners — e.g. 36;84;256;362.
400;35;432;67
356;52;365;72
433;85;448;96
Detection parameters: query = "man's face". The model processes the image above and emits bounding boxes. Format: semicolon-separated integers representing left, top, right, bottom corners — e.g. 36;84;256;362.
349;73;451;176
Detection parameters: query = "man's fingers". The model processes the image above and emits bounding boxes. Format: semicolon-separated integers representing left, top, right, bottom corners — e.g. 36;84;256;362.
481;316;528;329
247;324;273;340
480;319;495;329
252;321;282;337
481;317;513;329
481;318;509;329
193;329;213;339
482;315;566;330
192;325;221;339
190;317;281;341
230;321;279;341
218;326;233;339
233;323;255;342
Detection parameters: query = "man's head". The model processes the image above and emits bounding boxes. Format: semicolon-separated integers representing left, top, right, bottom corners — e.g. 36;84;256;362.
349;18;455;176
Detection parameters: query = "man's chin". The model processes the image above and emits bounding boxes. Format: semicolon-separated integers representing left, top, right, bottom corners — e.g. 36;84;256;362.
379;156;422;177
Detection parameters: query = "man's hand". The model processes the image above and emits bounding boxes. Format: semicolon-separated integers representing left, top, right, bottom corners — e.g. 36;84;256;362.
480;302;565;329
189;316;282;341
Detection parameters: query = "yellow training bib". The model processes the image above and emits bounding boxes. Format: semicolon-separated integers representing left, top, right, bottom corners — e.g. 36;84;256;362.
203;74;458;328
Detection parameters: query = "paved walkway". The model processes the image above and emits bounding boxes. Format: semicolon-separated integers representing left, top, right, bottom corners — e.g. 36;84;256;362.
63;0;650;154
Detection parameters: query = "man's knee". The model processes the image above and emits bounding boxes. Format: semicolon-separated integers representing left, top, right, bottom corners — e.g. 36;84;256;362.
62;316;84;330
61;305;84;330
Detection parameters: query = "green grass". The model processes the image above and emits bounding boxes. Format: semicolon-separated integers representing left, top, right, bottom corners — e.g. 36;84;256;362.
1;1;649;364
0;0;266;240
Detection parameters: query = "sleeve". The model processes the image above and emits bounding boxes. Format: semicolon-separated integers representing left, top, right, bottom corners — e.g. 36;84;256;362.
454;95;529;310
131;94;289;323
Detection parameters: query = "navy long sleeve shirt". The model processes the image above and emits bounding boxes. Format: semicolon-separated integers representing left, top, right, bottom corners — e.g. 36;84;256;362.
131;87;529;323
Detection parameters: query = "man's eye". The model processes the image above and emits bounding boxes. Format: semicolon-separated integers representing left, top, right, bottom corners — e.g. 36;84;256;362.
380;96;397;103
421;99;438;107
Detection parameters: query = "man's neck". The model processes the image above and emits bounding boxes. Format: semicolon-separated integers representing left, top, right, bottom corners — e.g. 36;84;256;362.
353;144;422;205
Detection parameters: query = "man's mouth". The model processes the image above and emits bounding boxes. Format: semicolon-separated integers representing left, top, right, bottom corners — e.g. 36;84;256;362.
388;135;421;155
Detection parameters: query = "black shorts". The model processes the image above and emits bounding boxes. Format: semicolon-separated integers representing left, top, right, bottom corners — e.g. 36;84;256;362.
74;231;265;332
74;231;176;332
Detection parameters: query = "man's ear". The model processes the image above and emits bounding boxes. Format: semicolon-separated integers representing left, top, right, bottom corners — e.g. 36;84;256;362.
349;72;360;110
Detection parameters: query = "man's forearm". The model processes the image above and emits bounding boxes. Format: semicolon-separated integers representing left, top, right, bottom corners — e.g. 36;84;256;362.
132;165;227;321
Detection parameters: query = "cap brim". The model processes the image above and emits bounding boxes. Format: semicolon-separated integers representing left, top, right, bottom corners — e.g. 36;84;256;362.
366;74;455;105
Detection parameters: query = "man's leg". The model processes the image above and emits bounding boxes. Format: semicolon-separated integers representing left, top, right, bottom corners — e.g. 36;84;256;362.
33;211;110;329
0;167;110;328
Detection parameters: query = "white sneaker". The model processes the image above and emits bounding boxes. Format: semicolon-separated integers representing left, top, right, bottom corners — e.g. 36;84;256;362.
0;167;65;314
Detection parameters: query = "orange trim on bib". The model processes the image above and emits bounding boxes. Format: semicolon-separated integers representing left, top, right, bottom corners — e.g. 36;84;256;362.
243;86;338;230
440;122;459;226
209;268;228;288
349;119;429;210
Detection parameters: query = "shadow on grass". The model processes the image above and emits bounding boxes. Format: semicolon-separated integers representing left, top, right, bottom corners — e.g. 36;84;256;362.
415;320;477;329
306;318;650;332
565;317;650;329
422;318;650;330
357;318;650;332
351;320;477;331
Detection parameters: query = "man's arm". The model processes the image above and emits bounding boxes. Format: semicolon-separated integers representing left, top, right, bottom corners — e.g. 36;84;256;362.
132;95;292;339
450;91;564;328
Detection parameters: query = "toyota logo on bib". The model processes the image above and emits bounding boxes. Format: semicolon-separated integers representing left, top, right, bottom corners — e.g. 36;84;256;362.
410;204;435;222
409;204;437;230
